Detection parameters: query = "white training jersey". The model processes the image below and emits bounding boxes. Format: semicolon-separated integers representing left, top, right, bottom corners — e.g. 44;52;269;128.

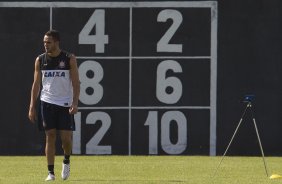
39;51;73;107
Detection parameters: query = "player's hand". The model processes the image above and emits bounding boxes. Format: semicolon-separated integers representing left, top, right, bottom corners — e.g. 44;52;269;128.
28;107;37;123
69;104;78;114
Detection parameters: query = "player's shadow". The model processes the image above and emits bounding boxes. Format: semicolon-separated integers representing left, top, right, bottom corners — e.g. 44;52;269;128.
69;179;186;183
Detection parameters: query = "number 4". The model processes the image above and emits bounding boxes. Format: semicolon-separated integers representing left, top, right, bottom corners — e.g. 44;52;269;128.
79;9;109;53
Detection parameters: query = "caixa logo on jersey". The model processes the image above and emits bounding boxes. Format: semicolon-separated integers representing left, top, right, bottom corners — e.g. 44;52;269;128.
43;71;66;77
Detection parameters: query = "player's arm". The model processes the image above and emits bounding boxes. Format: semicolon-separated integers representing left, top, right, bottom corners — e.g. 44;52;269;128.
28;57;41;123
69;54;80;114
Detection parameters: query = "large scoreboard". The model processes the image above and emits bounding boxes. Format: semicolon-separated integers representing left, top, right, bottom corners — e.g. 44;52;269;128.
0;1;217;155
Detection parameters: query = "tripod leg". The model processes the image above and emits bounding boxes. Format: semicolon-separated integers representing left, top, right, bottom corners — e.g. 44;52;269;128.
250;107;269;177
212;103;249;178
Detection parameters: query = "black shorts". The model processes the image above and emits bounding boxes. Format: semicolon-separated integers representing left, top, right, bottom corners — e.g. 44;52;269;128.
38;101;75;131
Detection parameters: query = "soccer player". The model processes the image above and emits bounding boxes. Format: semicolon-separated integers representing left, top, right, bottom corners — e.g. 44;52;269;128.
28;30;80;181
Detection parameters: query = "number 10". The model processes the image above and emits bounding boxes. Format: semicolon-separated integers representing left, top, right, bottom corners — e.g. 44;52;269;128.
144;111;187;154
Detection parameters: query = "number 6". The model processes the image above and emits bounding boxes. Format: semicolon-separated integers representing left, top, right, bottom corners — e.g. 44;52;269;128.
156;60;183;104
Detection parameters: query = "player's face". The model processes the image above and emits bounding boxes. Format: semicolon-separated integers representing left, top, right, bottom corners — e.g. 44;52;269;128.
43;35;58;53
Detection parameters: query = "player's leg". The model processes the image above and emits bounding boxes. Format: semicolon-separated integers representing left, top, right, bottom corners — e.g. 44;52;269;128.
45;129;57;181
40;101;57;181
58;106;74;180
60;130;72;159
46;129;57;166
60;130;72;180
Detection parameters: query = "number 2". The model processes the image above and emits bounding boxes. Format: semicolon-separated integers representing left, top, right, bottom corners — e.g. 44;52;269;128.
157;9;183;53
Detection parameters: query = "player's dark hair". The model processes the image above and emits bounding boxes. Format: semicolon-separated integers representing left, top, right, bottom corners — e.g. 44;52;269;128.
45;30;60;41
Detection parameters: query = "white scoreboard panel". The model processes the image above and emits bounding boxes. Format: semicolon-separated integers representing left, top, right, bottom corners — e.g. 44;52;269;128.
1;1;217;155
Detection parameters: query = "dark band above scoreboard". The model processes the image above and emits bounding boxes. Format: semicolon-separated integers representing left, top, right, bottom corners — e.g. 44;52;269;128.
0;2;217;155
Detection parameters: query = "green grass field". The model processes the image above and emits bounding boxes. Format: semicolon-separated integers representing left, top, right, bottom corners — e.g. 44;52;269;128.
0;156;282;184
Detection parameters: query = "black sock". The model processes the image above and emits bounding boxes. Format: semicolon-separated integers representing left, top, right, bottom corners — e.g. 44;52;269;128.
63;155;70;164
48;165;54;175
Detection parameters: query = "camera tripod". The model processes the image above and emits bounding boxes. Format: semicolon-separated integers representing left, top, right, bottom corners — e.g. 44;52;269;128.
213;101;269;178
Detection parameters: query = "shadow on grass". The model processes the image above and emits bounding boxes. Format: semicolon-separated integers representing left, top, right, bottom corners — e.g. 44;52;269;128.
69;179;186;183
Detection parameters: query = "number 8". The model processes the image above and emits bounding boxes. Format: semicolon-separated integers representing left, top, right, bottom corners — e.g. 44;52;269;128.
79;60;104;105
